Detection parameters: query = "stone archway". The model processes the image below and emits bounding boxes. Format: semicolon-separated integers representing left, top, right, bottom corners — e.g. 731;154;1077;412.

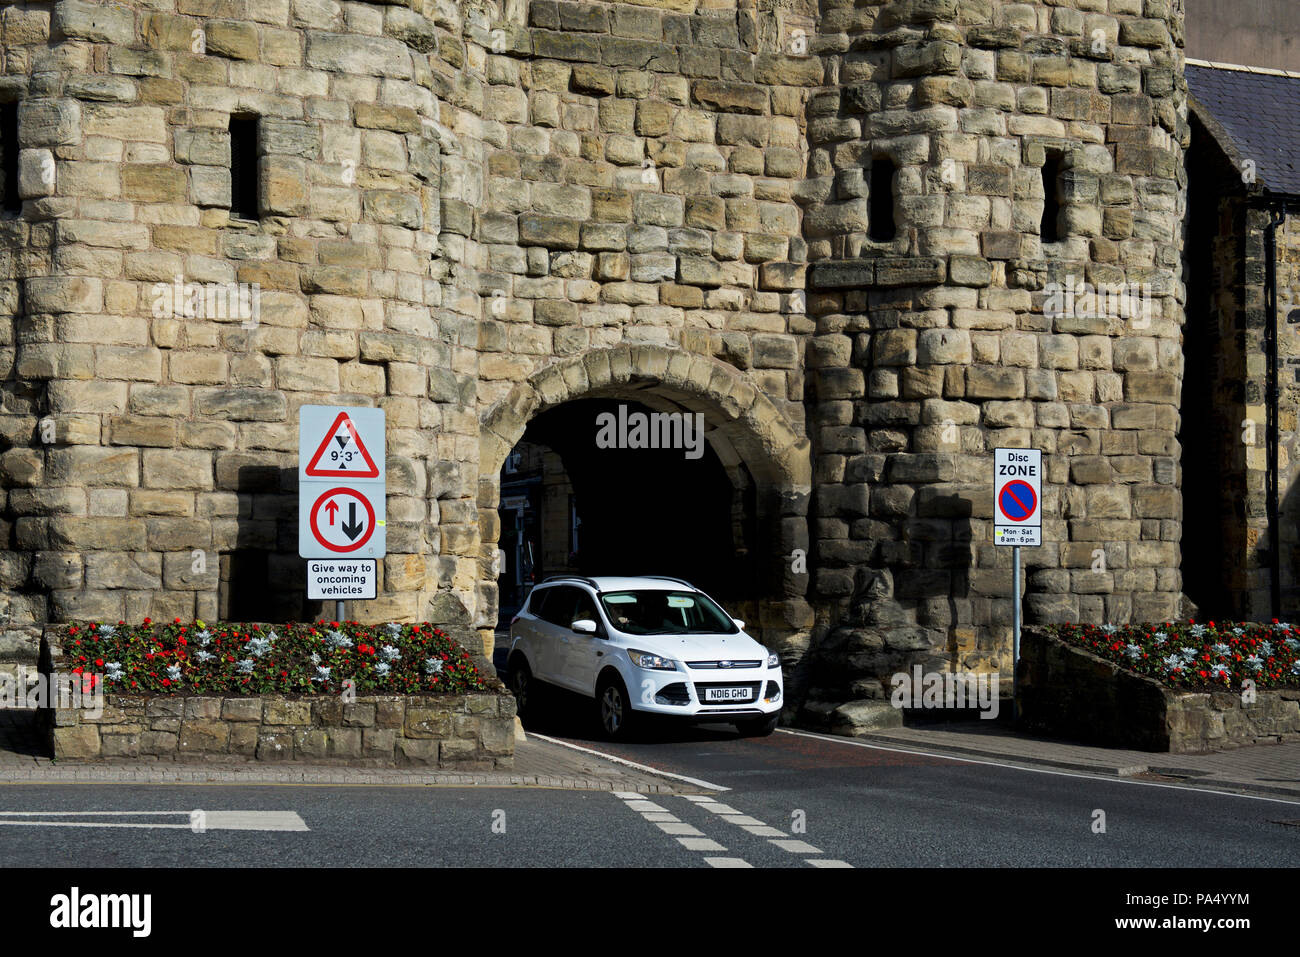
476;345;814;690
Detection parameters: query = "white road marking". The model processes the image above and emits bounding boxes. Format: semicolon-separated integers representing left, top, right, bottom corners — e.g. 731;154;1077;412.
770;838;821;854
682;795;717;803
742;824;787;837
699;802;741;814
807;858;853;868
656;822;703;836
531;733;729;791
705;857;753;868
643;812;679;822
718;814;765;826
776;728;1300;807
626;800;667;812
0;810;308;832
677;837;727;852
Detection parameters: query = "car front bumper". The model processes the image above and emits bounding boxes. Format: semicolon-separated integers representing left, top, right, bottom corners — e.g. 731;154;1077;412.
628;667;783;719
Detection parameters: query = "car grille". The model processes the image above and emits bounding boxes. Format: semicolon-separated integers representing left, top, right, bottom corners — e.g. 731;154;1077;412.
694;682;761;704
655;682;691;706
686;660;763;670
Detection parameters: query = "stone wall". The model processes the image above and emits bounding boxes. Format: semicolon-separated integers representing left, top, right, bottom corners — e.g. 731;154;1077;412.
40;633;516;766
1018;625;1300;752
0;0;1196;720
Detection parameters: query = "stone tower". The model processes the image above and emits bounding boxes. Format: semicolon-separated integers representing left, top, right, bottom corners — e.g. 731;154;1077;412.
0;0;1188;720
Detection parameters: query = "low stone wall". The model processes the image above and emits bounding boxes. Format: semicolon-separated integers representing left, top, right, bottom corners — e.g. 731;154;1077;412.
1017;627;1300;753
39;636;516;769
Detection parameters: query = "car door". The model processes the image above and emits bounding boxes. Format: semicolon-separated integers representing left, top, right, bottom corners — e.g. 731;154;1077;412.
559;588;606;695
531;585;577;685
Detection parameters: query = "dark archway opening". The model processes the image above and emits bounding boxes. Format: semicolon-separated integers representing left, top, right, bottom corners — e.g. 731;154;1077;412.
495;398;760;626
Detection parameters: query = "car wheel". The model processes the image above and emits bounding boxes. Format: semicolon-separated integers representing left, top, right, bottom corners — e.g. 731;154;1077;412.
736;714;778;737
510;657;536;720
597;675;636;740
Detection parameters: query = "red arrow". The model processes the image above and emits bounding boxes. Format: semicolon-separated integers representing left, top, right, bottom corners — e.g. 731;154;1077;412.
325;500;339;525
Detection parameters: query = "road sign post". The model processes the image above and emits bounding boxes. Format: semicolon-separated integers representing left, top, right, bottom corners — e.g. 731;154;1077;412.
299;406;386;621
994;448;1042;720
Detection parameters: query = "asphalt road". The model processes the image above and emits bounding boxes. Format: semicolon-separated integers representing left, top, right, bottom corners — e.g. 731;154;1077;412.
1;695;1296;868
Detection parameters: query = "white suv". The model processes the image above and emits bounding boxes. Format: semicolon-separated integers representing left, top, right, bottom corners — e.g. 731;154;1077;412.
507;576;783;740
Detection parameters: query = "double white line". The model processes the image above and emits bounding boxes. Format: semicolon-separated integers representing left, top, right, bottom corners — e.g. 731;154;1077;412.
613;792;851;868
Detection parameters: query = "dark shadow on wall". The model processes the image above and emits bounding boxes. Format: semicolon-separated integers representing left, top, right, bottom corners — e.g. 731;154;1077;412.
219;464;316;623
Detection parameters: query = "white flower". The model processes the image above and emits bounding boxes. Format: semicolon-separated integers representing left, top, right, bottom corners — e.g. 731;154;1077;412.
380;644;401;662
98;624;116;637
1245;655;1264;672
312;666;331;683
1232;627;1244;636
247;636;272;658
104;662;123;681
1162;655;1183;672
236;658;255;674
264;630;278;644
1291;661;1300;677
1189;624;1206;638
1260;641;1274;658
1210;664;1230;681
1273;621;1292;632
1124;643;1142;660
194;629;212;646
324;630;352;650
165;664;182;681
195;650;213;663
1211;643;1231;658
424;658;444;675
1286;638;1300;653
373;662;391;678
1153;632;1168;645
1100;624;1118;635
384;622;402;637
309;652;321;666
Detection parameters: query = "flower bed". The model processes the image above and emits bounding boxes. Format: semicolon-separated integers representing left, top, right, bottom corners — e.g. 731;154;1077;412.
1048;620;1300;691
1018;625;1300;753
39;621;515;768
63;618;492;696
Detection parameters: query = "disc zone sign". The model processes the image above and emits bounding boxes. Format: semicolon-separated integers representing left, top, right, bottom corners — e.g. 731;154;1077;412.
994;448;1042;547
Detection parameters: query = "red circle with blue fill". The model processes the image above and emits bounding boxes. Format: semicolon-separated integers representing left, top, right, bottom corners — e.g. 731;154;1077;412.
997;480;1037;522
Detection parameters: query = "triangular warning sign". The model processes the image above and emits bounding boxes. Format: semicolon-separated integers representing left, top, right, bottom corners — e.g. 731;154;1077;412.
304;412;380;478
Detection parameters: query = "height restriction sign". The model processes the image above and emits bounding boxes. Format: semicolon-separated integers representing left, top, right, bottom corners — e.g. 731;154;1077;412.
299;406;386;560
994;448;1042;547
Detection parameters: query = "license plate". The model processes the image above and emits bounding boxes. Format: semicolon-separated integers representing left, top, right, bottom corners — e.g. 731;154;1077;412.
705;686;750;702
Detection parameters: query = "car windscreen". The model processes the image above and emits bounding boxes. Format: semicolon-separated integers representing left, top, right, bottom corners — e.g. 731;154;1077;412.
599;590;738;636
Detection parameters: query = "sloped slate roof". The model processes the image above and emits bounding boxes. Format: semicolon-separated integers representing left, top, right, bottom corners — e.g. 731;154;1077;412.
1186;61;1300;196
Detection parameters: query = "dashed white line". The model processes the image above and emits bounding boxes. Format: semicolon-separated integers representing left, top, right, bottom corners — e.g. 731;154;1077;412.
656;822;704;836
677;837;727;852
807;858;853;868
704;857;753;868
770;839;821;854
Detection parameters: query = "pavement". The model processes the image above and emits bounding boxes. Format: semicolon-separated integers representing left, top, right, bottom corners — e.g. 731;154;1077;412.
3;702;1298;801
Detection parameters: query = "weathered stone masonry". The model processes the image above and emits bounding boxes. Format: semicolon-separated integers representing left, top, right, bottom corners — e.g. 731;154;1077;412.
0;0;1192;721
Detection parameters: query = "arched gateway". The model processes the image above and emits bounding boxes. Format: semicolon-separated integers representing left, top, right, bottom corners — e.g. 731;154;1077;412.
476;345;814;693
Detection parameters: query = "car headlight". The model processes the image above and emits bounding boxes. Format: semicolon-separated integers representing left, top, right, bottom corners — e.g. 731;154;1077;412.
627;649;678;671
767;652;780;668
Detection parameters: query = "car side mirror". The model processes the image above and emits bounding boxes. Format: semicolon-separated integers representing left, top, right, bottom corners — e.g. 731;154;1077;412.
732;618;745;629
571;619;598;635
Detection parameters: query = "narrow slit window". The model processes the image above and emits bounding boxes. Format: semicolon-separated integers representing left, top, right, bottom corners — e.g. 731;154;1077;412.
1;102;21;215
229;115;259;220
869;155;896;243
1041;149;1063;243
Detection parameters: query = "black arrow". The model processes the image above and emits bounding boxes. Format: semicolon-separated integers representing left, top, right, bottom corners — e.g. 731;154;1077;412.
341;502;364;540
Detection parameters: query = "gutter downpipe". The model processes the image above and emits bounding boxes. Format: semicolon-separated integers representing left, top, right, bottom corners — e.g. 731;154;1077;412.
1263;200;1287;621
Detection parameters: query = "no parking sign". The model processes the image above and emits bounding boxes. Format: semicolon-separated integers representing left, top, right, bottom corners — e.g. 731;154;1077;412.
994;448;1041;547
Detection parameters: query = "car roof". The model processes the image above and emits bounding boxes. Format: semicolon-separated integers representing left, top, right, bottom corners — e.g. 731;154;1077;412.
537;576;696;593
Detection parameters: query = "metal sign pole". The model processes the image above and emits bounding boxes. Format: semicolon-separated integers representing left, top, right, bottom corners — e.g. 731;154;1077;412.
336;599;345;623
1012;545;1021;721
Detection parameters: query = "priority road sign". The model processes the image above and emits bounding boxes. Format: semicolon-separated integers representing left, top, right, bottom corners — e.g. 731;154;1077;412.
299;406;386;561
994;448;1041;547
